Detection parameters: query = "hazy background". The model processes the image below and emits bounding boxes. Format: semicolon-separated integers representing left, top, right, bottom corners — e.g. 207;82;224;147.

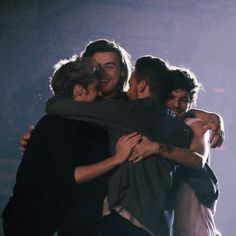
0;0;235;235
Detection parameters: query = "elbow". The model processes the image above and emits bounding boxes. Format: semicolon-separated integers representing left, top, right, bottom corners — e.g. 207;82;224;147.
195;160;204;170
74;177;82;184
74;175;82;184
193;156;205;170
187;153;205;170
74;168;84;184
74;176;87;185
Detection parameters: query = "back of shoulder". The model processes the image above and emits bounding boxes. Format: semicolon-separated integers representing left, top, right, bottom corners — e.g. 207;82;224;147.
35;114;108;137
162;114;192;148
35;114;67;129
32;114;75;139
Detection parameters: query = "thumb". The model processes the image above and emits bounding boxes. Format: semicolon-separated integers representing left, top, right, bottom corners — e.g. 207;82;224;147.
28;125;34;134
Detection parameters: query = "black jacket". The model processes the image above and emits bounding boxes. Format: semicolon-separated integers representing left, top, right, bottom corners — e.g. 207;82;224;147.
2;115;111;233
46;96;192;235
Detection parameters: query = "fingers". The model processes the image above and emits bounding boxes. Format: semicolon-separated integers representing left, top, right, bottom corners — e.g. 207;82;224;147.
118;132;141;145
19;125;34;154
23;125;34;140
129;150;145;163
128;153;141;163
28;125;34;134
207;114;225;146
114;132;142;164
210;129;225;148
119;132;140;141
209;129;216;144
128;136;154;163
19;134;28;153
128;134;142;145
131;156;144;163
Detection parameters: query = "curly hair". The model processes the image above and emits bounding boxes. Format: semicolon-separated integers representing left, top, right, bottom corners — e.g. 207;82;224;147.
162;67;203;106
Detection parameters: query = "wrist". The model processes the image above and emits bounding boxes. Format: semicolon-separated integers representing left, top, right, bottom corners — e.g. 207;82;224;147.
110;154;123;166
158;143;175;156
152;142;161;155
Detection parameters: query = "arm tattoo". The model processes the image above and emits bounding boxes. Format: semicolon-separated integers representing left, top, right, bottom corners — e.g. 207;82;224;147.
159;143;175;155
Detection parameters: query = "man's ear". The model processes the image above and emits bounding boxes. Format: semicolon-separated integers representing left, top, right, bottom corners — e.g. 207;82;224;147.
73;84;85;101
138;79;148;93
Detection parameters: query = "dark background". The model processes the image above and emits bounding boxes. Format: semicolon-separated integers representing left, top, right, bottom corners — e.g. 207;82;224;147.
0;0;235;235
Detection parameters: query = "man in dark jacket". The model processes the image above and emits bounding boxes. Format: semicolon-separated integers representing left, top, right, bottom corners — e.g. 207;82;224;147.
17;39;224;236
2;57;141;236
46;56;192;236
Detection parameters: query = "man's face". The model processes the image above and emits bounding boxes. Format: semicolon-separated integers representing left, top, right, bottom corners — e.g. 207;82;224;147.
165;89;191;116
73;81;99;102
82;81;99;102
92;52;121;98
127;71;139;100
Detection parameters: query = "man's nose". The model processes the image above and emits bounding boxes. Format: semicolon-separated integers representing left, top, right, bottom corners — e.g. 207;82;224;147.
174;100;180;108
98;68;107;80
100;67;107;75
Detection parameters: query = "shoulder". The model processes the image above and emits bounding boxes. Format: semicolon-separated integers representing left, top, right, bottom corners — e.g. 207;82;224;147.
34;115;87;137
185;117;205;128
36;114;73;128
33;116;107;149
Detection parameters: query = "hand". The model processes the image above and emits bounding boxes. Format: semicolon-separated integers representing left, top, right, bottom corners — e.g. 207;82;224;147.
19;125;34;154
203;113;225;148
114;132;142;164
129;136;159;163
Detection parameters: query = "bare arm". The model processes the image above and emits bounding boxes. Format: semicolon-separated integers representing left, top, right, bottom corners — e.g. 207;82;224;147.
130;120;210;170
190;108;225;148
74;132;141;184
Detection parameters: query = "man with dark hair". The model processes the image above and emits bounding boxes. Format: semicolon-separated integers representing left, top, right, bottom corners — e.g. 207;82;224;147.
18;39;133;152
19;39;224;152
81;39;132;99
46;56;192;236
163;68;220;236
80;39;132;99
2;57;140;236
18;39;224;235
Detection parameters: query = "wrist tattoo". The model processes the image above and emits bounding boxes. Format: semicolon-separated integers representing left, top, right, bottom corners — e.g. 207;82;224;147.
159;144;174;155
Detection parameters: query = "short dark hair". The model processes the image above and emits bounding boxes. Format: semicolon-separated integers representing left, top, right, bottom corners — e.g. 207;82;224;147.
50;56;100;96
81;39;132;92
163;68;202;105
134;55;171;99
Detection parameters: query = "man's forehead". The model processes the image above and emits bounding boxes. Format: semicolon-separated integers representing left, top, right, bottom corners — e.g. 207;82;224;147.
172;89;189;97
92;51;119;65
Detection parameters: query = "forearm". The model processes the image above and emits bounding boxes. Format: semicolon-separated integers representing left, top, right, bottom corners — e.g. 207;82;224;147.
133;140;204;169
190;108;222;124
158;143;204;169
46;95;132;131
74;155;122;184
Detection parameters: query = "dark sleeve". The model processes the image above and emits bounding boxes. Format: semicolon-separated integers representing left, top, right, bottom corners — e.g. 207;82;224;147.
184;163;219;208
155;115;192;149
18;117;79;190
46;119;81;188
45;95;135;132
